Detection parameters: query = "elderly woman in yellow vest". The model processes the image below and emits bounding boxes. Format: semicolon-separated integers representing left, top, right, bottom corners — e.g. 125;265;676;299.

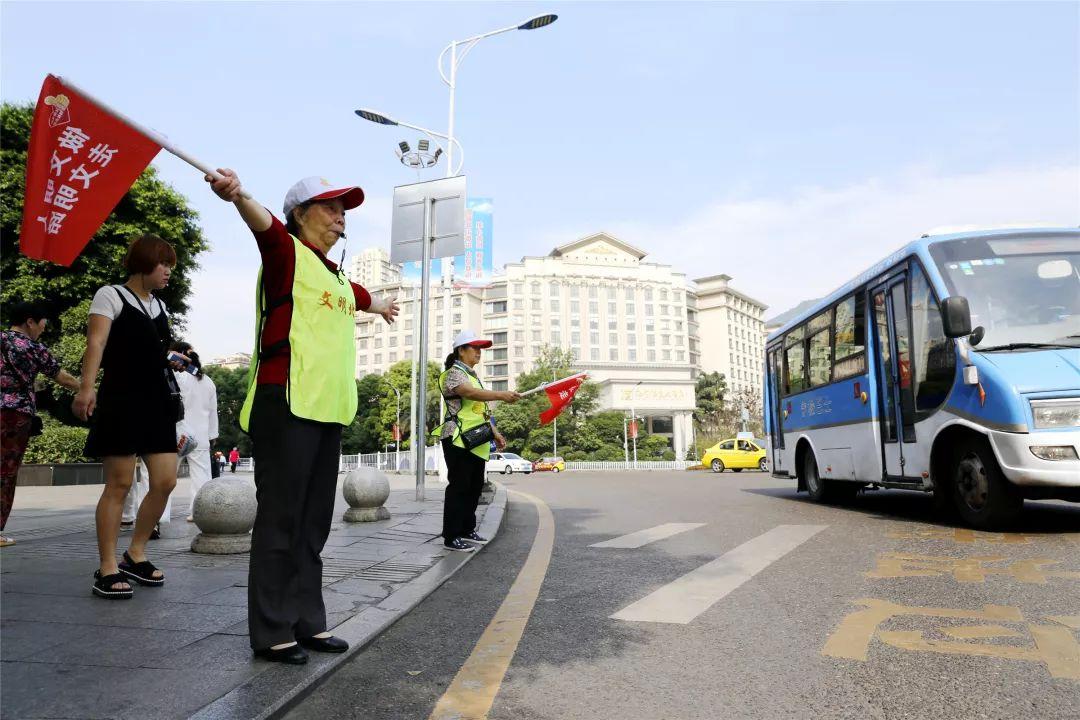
435;331;521;552
207;169;398;665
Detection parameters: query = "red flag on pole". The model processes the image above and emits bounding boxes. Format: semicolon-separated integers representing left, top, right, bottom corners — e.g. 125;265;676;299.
539;374;586;425
18;74;162;266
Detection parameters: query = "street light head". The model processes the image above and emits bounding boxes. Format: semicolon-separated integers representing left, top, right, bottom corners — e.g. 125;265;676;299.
518;13;557;30
355;108;398;126
418;139;430;152
399;141;411;154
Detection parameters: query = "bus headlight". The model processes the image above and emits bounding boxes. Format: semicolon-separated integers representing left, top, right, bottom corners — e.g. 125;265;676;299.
1030;399;1080;429
1029;446;1079;461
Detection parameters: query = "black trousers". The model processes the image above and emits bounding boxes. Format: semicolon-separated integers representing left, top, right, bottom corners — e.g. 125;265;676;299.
442;439;486;542
247;385;342;650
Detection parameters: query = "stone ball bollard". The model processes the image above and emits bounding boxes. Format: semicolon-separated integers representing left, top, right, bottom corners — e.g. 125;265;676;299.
190;476;257;554
342;467;391;522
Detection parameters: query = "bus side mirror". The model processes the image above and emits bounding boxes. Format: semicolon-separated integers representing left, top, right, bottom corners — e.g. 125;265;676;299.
941;296;972;338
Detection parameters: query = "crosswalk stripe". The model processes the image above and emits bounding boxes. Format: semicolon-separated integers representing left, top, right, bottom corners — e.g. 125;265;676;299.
590;523;706;549
611;524;828;624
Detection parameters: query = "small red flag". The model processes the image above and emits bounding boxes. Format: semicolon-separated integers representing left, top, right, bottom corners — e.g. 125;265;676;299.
539;374;586;425
19;75;162;266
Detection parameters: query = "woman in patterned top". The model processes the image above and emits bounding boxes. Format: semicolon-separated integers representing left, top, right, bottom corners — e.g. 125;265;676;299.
0;300;81;546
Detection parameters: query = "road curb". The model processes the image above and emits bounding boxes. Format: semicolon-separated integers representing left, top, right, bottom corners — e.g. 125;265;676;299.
190;481;509;720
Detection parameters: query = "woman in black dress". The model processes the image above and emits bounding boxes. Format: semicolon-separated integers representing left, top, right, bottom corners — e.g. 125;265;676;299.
74;235;186;599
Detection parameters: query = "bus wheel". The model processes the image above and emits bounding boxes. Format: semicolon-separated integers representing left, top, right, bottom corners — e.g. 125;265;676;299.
803;452;857;503
804;452;827;501
951;437;1022;530
711;459;725;473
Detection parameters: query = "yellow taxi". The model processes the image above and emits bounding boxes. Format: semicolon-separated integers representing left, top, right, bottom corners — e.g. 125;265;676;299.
532;456;566;473
701;436;767;473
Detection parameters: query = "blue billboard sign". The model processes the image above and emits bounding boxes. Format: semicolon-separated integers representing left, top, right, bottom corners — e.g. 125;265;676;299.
401;197;492;285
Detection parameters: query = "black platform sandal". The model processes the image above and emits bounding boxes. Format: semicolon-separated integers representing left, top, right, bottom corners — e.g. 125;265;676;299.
119;550;165;587
92;570;133;599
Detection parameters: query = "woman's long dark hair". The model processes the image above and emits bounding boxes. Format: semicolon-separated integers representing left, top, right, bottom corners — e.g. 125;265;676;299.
444;351;459;370
170;340;204;379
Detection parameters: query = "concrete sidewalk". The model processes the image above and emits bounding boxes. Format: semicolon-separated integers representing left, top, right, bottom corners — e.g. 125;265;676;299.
0;473;507;719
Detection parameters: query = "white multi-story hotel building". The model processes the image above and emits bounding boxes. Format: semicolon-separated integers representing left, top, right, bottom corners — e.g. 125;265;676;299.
206;352;251;371
353;232;766;458
693;274;768;399
347;247;401;289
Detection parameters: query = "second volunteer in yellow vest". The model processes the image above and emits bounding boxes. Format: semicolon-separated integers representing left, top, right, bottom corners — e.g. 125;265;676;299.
434;331;520;552
207;170;398;666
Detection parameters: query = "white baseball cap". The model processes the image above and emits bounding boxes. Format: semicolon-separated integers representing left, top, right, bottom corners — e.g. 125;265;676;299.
282;176;365;218
451;330;492;351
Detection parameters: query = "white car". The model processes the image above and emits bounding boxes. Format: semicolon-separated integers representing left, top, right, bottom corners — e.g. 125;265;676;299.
487;452;534;474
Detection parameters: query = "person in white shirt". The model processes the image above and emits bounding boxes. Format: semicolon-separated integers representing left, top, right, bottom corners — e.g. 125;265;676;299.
169;342;219;521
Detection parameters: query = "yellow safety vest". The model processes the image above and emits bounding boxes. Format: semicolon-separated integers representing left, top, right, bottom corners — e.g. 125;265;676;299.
434;362;491;460
240;235;358;430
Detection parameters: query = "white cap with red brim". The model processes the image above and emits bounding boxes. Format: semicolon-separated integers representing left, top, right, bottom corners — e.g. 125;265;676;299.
451;330;493;350
283;176;365;218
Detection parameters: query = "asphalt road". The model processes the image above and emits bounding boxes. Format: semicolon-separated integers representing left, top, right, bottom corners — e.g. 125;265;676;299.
286;471;1080;720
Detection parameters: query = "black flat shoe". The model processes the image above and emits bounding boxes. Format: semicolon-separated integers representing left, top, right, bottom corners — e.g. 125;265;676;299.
298;635;349;653
254;644;308;665
92;570;133;599
119;551;165;586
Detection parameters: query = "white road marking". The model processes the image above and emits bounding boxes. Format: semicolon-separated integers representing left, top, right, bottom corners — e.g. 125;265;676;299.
590;523;706;549
611;524;828;624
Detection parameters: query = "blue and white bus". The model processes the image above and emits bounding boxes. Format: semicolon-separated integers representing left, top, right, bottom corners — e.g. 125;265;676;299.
763;228;1080;529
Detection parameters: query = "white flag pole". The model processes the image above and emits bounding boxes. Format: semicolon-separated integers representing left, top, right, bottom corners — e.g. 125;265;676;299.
520;372;588;397
58;76;252;199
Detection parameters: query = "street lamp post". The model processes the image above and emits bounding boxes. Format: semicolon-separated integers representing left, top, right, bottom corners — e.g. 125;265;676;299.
384;381;402;453
551;368;558;457
355;13;557;500
629;380;643;469
438;14;558;179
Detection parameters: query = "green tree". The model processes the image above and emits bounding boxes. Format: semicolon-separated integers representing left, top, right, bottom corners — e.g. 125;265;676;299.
344;374;387;454
202;366;253;456
492;346;599;458
2;101;209;428
693;371;727;440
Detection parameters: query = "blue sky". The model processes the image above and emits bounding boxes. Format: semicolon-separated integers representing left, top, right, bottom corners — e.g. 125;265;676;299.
3;1;1077;359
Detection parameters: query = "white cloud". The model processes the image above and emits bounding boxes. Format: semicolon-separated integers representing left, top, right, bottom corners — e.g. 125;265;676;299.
185;162;1078;358
555;163;1080;316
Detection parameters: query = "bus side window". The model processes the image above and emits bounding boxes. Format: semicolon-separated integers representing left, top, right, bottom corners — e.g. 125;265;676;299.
833;293;867;379
784;326;807;394
807;310;832;387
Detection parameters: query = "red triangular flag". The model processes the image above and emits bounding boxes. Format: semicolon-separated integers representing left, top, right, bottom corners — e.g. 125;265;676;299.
539;374;586;425
19;75;162;266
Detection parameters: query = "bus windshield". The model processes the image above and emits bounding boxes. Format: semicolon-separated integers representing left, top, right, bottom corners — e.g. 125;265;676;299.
929;235;1080;350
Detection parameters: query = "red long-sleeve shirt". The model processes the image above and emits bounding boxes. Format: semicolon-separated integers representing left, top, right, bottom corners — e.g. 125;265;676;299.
252;215;372;385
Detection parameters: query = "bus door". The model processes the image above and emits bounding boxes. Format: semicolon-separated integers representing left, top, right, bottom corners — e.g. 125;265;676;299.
870;277;917;481
766;346;785;472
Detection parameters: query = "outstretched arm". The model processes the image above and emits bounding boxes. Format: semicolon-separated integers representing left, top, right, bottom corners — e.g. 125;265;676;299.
206;168;271;232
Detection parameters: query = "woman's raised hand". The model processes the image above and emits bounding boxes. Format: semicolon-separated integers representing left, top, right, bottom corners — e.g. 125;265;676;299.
206;168;243;202
375;296;400;325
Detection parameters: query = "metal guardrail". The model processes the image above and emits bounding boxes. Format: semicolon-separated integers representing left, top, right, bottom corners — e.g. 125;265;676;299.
236;454;699;474
565;460;698;471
